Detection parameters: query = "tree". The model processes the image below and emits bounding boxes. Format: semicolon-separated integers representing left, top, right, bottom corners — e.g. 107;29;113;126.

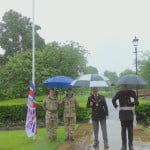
104;70;118;83
0;54;8;66
0;41;88;99
138;51;150;83
43;41;88;78
119;69;135;77
84;66;98;74
0;9;45;58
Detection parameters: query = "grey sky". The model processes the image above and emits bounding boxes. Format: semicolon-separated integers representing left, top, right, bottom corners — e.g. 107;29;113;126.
0;0;150;75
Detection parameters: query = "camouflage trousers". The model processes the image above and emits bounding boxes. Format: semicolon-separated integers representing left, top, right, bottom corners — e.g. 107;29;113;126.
45;115;58;140
64;117;76;138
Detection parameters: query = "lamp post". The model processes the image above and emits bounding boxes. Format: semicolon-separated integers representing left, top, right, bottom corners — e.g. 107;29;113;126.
132;36;139;97
132;36;139;75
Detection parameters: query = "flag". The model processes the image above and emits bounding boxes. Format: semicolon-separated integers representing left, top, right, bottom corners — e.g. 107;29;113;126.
25;82;37;137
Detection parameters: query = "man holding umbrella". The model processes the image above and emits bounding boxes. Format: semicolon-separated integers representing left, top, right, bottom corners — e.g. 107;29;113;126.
87;87;109;148
112;84;139;150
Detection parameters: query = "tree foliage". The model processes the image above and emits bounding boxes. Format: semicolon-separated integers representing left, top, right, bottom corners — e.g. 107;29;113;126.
84;66;98;74
119;69;135;77
0;41;87;99
104;70;118;83
0;9;45;58
138;51;150;83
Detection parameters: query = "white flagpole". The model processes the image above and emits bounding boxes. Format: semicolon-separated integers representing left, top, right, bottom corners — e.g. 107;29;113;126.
25;1;36;138
32;0;36;139
32;0;35;84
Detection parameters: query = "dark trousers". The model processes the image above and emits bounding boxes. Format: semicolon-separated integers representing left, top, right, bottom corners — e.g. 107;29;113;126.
121;120;133;146
92;119;108;145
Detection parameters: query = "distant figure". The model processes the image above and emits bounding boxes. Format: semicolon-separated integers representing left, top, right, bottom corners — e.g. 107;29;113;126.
87;87;109;148
60;88;79;141
112;84;139;150
42;88;59;142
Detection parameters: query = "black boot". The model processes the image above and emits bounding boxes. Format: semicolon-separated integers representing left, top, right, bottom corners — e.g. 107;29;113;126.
93;141;99;148
70;136;75;141
121;145;127;150
129;144;134;150
104;143;109;148
65;136;69;141
52;136;57;141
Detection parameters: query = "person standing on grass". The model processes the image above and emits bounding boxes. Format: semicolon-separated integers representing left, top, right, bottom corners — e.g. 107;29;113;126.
112;84;139;150
42;88;59;142
60;88;79;141
87;87;109;148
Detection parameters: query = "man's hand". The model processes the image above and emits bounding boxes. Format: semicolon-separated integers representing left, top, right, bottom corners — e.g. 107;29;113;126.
58;101;62;104
90;101;93;106
106;116;109;119
116;106;120;111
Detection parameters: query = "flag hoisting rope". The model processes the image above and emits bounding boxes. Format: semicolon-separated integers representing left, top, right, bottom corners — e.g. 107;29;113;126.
25;0;37;137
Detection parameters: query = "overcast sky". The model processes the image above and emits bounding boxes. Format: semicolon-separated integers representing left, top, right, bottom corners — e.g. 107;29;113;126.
0;0;150;75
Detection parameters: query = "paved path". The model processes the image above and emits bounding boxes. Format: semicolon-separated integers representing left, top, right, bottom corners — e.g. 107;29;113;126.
57;99;150;150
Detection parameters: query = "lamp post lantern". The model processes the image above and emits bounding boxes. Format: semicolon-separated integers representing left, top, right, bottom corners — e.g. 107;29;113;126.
132;36;139;75
132;36;139;98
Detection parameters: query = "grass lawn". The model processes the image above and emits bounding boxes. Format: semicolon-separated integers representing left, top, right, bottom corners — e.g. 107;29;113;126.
145;128;150;134
1;95;149;108
0;126;66;150
139;99;150;104
0;95;45;105
0;95;88;107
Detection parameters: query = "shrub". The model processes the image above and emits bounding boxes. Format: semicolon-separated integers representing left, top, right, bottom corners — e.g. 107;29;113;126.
0;103;91;126
136;103;150;126
76;107;91;121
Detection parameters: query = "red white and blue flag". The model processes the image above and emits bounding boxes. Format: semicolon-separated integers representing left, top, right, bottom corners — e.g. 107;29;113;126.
25;82;37;137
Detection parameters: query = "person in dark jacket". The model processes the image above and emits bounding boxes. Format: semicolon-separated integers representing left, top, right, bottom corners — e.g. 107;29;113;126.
112;84;139;150
87;87;109;148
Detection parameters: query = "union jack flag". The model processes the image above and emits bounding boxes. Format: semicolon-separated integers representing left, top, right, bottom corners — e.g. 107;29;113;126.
25;82;37;137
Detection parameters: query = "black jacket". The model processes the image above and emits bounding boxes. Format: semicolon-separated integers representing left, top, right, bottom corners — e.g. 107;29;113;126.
112;90;139;121
87;94;108;121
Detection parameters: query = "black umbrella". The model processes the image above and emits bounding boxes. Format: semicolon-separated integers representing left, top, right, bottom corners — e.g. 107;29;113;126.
71;74;109;87
115;74;148;85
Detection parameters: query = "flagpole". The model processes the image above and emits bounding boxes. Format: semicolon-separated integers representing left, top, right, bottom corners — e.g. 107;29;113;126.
25;0;37;137
32;0;36;139
32;0;35;84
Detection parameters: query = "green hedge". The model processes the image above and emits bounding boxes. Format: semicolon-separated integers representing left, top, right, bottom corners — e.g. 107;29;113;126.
136;103;150;126
0;103;91;125
1;102;149;126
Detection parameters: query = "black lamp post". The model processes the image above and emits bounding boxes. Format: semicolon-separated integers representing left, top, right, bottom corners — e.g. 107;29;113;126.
132;36;139;75
132;36;139;97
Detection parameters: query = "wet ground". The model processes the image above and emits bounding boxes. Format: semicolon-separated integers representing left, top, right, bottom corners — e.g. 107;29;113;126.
57;99;150;150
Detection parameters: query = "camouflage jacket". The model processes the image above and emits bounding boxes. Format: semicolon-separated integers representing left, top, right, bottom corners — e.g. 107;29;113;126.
42;96;59;113
61;95;79;118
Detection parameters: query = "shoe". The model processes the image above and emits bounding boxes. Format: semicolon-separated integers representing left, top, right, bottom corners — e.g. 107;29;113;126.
121;145;127;150
129;144;134;150
53;136;57;141
93;142;99;148
49;138;54;142
70;136;75;141
65;136;69;141
104;144;109;148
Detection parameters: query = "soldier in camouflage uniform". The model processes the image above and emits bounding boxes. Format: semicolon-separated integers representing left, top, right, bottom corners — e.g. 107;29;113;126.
61;88;79;141
42;88;59;142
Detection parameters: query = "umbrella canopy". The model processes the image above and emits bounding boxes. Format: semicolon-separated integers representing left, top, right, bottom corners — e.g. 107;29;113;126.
71;74;109;87
43;76;75;88
115;74;149;85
